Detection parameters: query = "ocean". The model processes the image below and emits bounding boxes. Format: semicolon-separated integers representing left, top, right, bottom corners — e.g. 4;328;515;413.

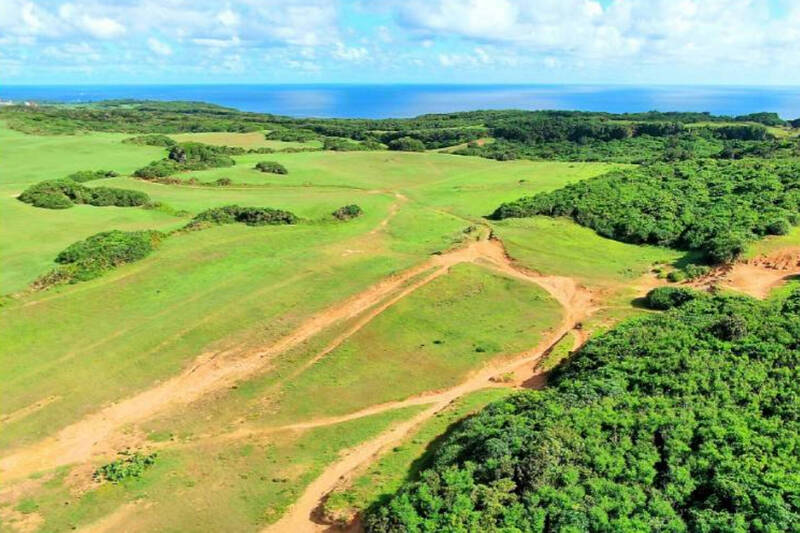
1;84;799;119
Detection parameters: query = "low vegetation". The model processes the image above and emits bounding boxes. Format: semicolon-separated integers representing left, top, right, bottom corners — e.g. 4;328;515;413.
188;205;298;228
492;159;800;263
122;134;177;147
368;289;800;532
388;136;426;152
134;142;237;179
18;179;150;209
65;169;119;182
94;452;158;483
332;204;363;220
254;160;288;174
34;230;164;288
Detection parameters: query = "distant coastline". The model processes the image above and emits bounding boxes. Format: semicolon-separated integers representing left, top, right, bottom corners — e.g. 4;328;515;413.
1;84;799;119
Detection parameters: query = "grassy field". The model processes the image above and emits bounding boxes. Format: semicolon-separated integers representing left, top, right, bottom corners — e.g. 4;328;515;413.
257;263;562;423
3;406;424;532
493;216;685;288
1;122;683;532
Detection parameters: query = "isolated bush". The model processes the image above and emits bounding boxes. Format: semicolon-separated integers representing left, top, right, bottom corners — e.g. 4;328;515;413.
94;452;158;483
215;177;233;186
66;169;119;183
134;142;236;178
332;204;363;220
29;230;166;289
18;179;149;209
188;205;297;228
644;286;698;310
122;134;177;147
683;263;711;280
388;136;425;152
666;270;687;282
255;160;288;174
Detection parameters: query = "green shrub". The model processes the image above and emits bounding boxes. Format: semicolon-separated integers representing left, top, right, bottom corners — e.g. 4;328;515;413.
644;286;698;310
332;204;364;221
18;179;150;209
33;230;164;288
387;136;426;152
684;263;711;279
265;129;317;142
94;452;158;483
766;218;791;235
666;270;687;282
215;177;233;186
66;169;119;183
122;134;177;147
134;142;236;178
188;205;297;228
254;160;288;174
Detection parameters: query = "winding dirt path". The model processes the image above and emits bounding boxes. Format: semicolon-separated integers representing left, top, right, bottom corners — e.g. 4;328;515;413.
265;238;595;533
0;230;590;489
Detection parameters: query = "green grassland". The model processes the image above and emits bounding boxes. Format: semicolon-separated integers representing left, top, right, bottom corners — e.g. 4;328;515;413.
246;263;562;423
0;118;699;532
493;216;684;287
5;407;423;532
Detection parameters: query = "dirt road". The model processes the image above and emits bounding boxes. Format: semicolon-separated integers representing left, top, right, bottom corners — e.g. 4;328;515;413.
265;238;595;533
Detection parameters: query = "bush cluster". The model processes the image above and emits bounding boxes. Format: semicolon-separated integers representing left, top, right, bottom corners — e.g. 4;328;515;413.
492;159;800;263
254;160;288;174
94;452;158;483
122;134;177;147
34;230;163;289
65;169;119;182
265;128;318;142
188;205;297;228
332;204;363;220
368;290;800;532
134;142;236;179
387;136;426;152
18;179;150;209
644;286;699;309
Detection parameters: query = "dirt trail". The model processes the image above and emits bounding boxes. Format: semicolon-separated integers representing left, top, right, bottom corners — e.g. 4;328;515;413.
718;248;800;298
683;247;800;299
0;231;589;485
0;249;437;481
266;238;596;533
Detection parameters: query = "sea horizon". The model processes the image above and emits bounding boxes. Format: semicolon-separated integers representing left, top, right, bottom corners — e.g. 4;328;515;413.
2;83;799;119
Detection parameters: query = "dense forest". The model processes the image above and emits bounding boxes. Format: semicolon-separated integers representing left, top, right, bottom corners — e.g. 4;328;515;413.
491;159;800;263
367;289;800;532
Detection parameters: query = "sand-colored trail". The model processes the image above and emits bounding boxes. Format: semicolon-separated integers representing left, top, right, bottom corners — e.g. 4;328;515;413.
265;239;595;533
0;232;592;487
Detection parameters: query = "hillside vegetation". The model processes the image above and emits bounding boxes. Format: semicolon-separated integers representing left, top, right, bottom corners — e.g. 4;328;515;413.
492;159;800;263
367;289;800;532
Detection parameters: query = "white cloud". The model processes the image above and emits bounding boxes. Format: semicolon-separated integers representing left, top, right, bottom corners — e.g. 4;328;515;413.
147;37;172;56
192;36;241;48
217;7;240;27
332;43;368;61
78;15;125;39
397;0;800;69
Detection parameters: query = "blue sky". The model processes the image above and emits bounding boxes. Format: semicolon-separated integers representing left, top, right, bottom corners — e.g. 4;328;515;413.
2;0;799;85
